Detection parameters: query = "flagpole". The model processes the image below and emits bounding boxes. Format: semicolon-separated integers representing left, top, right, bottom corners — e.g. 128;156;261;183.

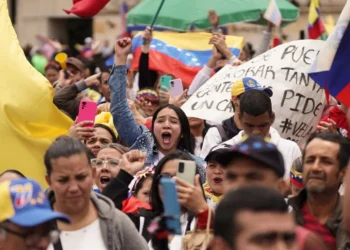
143;0;166;45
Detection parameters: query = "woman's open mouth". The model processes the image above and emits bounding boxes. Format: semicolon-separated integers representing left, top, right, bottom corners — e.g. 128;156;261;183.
161;132;172;145
100;176;111;189
213;177;223;184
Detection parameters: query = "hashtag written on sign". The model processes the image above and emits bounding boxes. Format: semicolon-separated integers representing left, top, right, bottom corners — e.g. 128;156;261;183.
279;118;314;141
279;118;293;134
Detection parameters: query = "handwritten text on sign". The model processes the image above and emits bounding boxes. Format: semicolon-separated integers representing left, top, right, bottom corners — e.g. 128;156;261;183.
182;40;326;145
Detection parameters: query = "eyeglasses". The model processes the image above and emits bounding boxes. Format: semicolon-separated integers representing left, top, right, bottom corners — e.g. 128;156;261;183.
0;224;60;246
91;158;121;169
144;99;159;106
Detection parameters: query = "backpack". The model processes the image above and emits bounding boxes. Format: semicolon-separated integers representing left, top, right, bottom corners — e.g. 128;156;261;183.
214;124;229;143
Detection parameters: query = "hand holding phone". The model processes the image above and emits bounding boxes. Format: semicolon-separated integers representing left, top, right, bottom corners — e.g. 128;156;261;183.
64;70;70;79
174;174;209;214
76;100;97;128
68;121;95;140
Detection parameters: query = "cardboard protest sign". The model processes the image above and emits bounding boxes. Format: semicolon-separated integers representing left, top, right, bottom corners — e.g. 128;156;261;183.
182;40;326;145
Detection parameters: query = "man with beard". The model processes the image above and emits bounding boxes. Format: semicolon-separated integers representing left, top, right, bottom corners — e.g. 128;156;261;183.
288;132;350;250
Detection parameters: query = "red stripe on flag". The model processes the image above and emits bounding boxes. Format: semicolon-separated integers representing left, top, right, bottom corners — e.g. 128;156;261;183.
131;48;207;87
336;83;350;107
290;178;304;188
324;77;330;106
308;18;326;39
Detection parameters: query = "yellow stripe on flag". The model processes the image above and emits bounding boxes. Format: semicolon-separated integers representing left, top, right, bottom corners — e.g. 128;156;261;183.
308;0;320;25
134;31;244;51
325;15;335;35
0;0;73;187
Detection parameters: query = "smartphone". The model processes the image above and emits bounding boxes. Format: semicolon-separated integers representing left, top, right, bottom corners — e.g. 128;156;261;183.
76;100;97;128
169;79;184;97
160;75;172;91
64;70;69;79
160;177;182;235
176;160;196;185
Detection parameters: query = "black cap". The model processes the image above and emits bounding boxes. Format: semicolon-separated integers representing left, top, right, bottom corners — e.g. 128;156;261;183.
204;147;231;162
215;135;285;178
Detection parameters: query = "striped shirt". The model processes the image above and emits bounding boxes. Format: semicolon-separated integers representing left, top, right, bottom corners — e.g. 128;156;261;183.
301;202;336;250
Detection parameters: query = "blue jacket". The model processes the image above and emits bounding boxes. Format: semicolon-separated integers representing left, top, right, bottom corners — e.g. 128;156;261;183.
109;65;206;182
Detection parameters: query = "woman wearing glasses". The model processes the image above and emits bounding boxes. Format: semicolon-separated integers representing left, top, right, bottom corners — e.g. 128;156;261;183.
92;143;128;192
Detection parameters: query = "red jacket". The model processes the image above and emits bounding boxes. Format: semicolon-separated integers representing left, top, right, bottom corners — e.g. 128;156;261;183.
319;105;349;138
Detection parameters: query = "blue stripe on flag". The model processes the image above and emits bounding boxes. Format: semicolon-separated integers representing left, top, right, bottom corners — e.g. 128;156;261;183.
309;21;350;96
131;36;240;67
328;21;350;95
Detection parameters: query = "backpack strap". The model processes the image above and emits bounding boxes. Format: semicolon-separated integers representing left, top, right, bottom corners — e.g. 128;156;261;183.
214;125;229;142
52;221;63;250
186;213;195;232
53;240;63;250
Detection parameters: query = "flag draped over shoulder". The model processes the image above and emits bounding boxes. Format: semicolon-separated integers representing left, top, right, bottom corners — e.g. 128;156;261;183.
308;0;327;40
130;32;244;87
0;0;73;186
309;0;350;107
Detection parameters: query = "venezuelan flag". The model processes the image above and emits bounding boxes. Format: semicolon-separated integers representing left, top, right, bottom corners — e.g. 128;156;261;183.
0;0;72;187
309;0;350;107
308;0;327;40
130;32;244;87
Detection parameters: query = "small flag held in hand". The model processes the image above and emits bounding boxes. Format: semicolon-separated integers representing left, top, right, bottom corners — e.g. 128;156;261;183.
264;0;282;27
307;0;327;40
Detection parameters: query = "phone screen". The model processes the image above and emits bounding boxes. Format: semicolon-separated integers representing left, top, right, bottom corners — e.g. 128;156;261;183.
160;177;182;235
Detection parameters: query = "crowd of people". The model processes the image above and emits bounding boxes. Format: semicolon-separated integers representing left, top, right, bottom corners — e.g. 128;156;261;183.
1;9;350;250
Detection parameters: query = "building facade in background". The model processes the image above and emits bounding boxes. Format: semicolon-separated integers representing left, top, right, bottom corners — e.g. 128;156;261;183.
8;0;347;50
8;0;138;47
